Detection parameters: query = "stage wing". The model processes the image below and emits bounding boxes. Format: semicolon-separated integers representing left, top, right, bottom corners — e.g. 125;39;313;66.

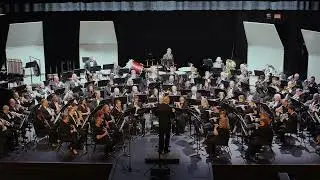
301;29;320;83
79;21;118;69
6;22;45;84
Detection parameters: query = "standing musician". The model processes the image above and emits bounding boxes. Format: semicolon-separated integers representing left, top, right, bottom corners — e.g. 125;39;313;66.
205;110;230;158
58;114;79;155
92;111;114;157
155;96;175;154
161;48;174;70
245;117;273;160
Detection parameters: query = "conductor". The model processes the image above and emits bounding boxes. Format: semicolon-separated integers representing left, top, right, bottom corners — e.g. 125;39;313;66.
155;95;175;154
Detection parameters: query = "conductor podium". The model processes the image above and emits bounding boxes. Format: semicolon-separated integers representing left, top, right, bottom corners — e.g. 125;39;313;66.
144;151;180;164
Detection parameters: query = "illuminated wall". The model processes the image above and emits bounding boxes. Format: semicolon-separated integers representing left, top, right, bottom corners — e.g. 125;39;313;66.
79;21;118;68
6;22;45;84
301;29;320;83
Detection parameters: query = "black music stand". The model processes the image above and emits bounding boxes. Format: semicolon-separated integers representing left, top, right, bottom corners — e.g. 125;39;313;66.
132;77;142;85
74;69;86;76
84;81;95;88
169;95;180;103
90;66;101;73
103;64;114;70
137;94;147;103
113;77;126;85
118;68;130;76
111;85;124;93
198;89;210;97
180;89;191;96
54;88;65;96
98;80;110;87
162;84;173;92
114;96;127;105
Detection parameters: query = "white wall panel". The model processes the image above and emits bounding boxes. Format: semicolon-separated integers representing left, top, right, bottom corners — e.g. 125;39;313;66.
6;22;45;85
79;21;118;68
301;29;320;83
244;21;284;72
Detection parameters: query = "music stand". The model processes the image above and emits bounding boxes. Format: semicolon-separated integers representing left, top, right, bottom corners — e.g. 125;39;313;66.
111;85;124;93
132;78;142;85
160;74;171;82
98;80;110;87
54;88;65;96
71;85;83;94
113;77;126;85
114;96;127;105
118;68;130;76
149;82;161;90
180;89;191;96
103;64;114;70
90;66;101;73
162;84;173;92
254;70;265;77
169;95;180;103
84;81;95;88
137;94;147;103
100;98;113;105
198;89;210;97
74;69;86;76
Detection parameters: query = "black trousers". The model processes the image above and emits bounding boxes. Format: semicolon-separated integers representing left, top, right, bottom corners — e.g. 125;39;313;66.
246;143;261;158
96;137;113;154
159;127;170;152
61;132;78;150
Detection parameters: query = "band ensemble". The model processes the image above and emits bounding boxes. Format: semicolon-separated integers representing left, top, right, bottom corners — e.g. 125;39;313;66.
1;48;320;161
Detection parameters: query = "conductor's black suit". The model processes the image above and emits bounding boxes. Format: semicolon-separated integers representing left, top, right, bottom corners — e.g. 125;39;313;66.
155;103;174;153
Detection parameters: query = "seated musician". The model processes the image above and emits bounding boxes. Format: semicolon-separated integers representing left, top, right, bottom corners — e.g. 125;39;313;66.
35;99;57;144
78;97;91;120
111;99;123;123
129;95;145;135
92;111;114;157
166;75;175;85
130;69;137;79
188;86;201;100
270;94;282;110
8;98;24;115
245;117;273;160
50;75;64;90
307;76;318;94
0;106;16;152
184;81;191;89
169;86;181;96
277;105;298;144
127;78;134;86
92;91;102;108
58;114;79;155
205;110;230;158
128;86;139;103
111;88;121;99
174;96;188;135
0;105;14;125
150;88;159;98
49;94;61;114
292;88;303;101
86;84;95;99
102;104;113;124
203;71;212;81
199;98;210;122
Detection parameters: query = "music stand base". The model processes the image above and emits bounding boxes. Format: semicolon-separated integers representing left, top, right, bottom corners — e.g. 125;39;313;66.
150;167;171;177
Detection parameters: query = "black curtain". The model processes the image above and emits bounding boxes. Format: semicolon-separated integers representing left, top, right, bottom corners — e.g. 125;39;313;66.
43;13;80;75
0;15;9;70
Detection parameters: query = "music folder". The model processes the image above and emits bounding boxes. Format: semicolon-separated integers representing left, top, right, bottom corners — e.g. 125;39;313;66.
114;96;127;105
148;97;158;103
98;80;110;87
113;77;126;85
254;70;265;77
137;94;147;102
162;84;173;91
54;88;65;95
118;68;130;75
214;88;226;96
198;89;210;97
84;81;95;88
208;99;219;106
100;98;112;105
71;85;83;93
103;64;114;70
133;77;142;85
90;66;101;72
180;89;191;96
111;85;125;93
148;82;161;90
188;98;201;106
169;95;180;103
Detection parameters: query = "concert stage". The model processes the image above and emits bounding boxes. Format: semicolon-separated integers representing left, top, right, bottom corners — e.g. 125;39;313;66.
1;129;320;180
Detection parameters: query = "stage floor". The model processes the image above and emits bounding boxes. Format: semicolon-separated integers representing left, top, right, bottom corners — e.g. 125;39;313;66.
1;129;320;179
